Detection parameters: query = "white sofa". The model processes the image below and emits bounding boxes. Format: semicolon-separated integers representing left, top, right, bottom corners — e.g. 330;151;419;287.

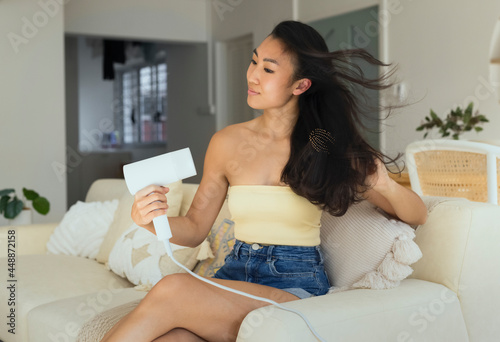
1;178;500;342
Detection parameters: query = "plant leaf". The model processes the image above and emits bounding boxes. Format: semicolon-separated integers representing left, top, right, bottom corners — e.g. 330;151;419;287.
463;108;472;124
430;110;439;121
23;188;39;201
419;103;489;141
33;197;50;215
5;198;24;219
465;102;474;114
0;196;9;214
423;132;428;138
0;189;15;197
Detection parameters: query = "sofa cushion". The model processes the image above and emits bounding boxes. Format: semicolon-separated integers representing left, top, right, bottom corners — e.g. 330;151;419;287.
237;279;468;341
27;288;146;342
0;254;132;342
46;200;119;259
85;178;128;203
194;218;235;277
410;198;500;342
96;180;183;264
76;298;142;342
107;223;201;288
320;200;422;291
192;199;234;277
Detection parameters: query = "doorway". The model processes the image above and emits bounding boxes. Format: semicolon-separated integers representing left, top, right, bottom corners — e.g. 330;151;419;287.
216;34;254;130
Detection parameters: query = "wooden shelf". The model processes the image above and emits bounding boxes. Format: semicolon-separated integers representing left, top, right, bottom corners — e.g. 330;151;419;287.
491;58;500;64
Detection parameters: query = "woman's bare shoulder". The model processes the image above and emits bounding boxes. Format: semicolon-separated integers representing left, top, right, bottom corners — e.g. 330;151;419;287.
210;121;255;148
201;122;253;184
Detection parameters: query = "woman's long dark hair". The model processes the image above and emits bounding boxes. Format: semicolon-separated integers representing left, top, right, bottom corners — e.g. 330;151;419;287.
271;20;400;216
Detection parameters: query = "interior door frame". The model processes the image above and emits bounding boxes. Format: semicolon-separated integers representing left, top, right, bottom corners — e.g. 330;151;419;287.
215;33;254;131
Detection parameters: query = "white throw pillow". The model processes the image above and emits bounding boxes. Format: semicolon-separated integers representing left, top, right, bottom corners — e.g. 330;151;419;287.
107;223;201;289
47;200;119;259
320;200;422;292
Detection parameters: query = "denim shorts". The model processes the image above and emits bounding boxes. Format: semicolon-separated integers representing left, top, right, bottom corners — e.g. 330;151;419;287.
213;240;330;299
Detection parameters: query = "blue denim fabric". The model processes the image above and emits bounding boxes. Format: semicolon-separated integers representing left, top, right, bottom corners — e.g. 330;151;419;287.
213;240;330;299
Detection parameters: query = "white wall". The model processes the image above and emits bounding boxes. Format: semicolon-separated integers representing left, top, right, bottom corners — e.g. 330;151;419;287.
65;0;207;43
298;0;378;23
384;0;500;156
211;0;293;44
0;0;66;224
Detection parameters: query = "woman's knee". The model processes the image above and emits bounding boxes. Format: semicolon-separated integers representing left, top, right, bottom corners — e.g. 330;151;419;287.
132;274;191;320
147;273;193;301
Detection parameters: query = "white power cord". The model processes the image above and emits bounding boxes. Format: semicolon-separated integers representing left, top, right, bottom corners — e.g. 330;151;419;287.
162;240;326;342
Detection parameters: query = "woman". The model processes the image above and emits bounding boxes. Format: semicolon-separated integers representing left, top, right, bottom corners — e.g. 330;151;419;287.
102;20;427;342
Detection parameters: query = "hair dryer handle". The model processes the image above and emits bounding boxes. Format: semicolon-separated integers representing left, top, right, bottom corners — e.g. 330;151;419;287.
153;215;173;241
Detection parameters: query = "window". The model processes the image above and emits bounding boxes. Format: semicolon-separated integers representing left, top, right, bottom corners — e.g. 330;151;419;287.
115;61;167;145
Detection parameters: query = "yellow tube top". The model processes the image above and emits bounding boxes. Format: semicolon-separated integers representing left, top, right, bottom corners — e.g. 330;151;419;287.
228;185;322;246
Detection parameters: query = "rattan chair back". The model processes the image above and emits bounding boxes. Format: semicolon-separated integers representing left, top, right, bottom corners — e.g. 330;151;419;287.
406;140;500;204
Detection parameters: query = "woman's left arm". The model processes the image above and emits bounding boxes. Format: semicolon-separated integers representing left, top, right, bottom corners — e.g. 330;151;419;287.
363;159;428;226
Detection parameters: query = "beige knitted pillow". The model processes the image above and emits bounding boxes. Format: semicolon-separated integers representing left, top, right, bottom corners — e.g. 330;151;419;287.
96;180;183;264
77;299;140;342
320;200;422;291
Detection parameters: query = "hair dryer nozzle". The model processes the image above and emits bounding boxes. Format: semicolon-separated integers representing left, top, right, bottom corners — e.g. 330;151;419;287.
123;148;197;195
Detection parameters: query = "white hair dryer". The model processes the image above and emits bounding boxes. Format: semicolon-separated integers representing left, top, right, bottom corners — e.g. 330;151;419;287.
122;148;197;242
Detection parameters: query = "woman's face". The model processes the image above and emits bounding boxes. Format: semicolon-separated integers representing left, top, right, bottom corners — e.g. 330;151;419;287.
246;36;304;111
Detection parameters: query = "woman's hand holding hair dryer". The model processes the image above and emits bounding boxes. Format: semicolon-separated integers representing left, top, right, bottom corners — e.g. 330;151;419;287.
131;185;170;234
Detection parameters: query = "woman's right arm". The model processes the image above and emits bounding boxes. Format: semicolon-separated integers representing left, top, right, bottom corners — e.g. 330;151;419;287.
131;131;230;247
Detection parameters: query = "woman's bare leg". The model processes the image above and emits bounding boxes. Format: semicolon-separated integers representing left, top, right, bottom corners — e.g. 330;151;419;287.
100;273;298;342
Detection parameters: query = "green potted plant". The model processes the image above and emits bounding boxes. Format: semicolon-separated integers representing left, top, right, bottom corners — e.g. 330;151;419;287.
0;187;50;222
416;102;489;140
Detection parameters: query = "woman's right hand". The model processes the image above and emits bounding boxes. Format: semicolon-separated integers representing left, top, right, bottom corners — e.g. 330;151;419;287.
131;185;170;227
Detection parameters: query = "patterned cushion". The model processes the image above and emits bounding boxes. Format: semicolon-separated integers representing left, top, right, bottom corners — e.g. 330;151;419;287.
107;223;200;289
194;219;235;277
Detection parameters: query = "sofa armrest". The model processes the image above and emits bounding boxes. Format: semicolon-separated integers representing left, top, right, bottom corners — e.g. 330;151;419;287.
409;199;500;341
0;223;57;255
237;279;468;342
